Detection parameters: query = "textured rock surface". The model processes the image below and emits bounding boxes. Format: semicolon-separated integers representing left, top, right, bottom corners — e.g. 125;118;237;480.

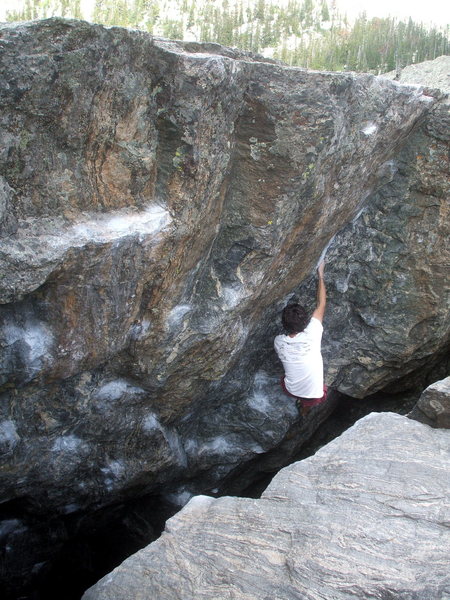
82;413;450;600
0;18;449;594
409;376;450;429
0;17;436;504
381;55;450;93
288;60;450;397
320;97;449;396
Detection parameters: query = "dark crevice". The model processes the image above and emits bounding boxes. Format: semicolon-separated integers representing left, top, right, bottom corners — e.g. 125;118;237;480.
0;494;179;600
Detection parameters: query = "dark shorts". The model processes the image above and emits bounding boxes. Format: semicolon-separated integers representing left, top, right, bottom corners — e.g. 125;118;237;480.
280;377;328;408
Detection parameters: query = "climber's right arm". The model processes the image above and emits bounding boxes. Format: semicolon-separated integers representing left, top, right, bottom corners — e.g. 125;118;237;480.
312;261;326;323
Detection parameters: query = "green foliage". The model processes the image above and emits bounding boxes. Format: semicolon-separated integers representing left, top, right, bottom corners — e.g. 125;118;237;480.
5;0;449;74
7;0;83;20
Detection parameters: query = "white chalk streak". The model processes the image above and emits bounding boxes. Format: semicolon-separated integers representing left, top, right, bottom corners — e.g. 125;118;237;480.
95;379;145;402
167;305;191;329
317;234;336;267
0;420;19;449
1;204;172;272
222;286;242;308
52;435;84;453
72;205;171;243
362;123;377;135
4;321;53;363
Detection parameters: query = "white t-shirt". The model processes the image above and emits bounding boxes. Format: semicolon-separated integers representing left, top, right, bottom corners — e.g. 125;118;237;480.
274;317;324;398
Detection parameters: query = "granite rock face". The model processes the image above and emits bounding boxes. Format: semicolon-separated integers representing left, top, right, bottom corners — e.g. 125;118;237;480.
82;413;450;600
0;19;449;592
409;376;450;429
318;96;449;397
311;57;450;397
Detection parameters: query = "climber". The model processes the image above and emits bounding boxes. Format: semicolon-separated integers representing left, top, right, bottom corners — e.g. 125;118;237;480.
274;260;327;416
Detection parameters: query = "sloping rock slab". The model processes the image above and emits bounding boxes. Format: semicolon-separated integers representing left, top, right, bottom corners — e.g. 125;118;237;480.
83;413;450;600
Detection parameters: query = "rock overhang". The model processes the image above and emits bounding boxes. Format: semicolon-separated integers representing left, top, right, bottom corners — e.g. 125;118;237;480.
0;14;448;538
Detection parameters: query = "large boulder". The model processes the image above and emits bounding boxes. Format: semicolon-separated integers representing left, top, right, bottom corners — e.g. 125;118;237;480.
0;18;439;512
0;19;448;593
82;413;450;600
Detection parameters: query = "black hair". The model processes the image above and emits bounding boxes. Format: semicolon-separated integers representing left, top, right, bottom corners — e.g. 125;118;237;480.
281;303;309;334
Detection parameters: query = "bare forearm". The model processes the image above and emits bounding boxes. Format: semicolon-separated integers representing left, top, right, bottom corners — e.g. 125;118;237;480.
317;274;326;310
312;261;326;322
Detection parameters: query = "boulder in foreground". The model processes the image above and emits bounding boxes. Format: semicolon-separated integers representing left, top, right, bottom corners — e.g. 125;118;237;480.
82;413;450;600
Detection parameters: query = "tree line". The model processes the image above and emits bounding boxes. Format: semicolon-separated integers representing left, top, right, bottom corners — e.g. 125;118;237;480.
5;0;449;73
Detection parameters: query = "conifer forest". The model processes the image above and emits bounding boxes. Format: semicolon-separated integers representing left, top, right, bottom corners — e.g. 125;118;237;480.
5;0;450;73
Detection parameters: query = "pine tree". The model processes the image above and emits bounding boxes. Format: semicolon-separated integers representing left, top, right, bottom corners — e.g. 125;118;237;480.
321;0;329;22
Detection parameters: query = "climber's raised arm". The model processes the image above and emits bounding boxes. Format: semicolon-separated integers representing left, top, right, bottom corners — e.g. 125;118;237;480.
312;260;326;323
